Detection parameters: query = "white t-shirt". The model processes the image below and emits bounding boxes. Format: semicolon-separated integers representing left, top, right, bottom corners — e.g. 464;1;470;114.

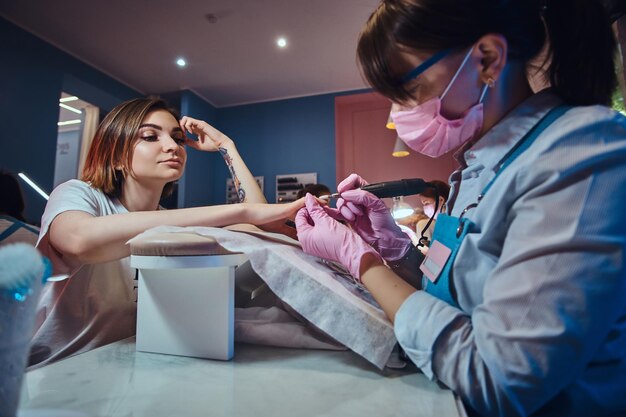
31;180;136;368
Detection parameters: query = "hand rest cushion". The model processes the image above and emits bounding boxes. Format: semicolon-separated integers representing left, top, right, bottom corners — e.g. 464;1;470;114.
130;232;242;257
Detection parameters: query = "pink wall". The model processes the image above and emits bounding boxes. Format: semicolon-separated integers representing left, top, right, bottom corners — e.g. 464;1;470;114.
335;91;459;208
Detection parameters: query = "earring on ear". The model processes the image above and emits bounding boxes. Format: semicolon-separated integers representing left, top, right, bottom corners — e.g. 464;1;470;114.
113;166;126;179
487;77;496;88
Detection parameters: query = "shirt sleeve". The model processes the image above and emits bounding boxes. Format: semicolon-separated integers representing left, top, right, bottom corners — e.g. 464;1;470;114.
37;180;99;244
36;180;101;274
395;114;626;416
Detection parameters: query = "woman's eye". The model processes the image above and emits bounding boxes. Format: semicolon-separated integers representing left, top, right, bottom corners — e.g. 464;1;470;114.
141;135;158;142
173;137;186;146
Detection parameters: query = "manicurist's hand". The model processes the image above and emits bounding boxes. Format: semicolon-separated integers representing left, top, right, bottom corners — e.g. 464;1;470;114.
179;116;235;152
333;173;412;263
295;194;383;281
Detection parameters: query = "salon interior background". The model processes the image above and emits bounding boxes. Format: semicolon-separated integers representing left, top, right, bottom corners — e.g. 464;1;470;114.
1;1;624;223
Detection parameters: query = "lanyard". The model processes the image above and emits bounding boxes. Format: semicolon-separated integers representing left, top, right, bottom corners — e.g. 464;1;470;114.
422;104;571;306
454;104;571;236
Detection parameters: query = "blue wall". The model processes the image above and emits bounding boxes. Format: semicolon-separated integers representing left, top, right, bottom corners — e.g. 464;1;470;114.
213;90;367;205
154;89;369;208
0;17;140;223
179;90;219;208
1;16;368;221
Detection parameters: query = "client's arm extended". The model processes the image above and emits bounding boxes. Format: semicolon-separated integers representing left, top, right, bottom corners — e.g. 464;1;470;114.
49;201;303;265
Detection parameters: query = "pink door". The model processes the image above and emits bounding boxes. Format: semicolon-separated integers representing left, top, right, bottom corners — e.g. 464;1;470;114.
335;91;459;208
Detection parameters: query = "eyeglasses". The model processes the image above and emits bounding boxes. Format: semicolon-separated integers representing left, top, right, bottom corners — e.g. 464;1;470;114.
399;48;452;85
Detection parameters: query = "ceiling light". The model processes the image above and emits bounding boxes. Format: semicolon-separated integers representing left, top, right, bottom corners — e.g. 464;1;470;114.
386;112;395;129
392;137;410;157
59;96;78;103
18;173;49;200
277;38;287;48
57;119;82;126
59;103;82;114
176;58;187;67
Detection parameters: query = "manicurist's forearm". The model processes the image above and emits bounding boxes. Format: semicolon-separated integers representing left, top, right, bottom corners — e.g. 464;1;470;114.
360;258;417;323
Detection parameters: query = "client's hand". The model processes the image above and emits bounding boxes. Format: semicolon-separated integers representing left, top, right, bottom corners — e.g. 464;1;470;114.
257;219;299;241
295;194;383;281
250;197;304;222
180;116;235;152
334;173;411;262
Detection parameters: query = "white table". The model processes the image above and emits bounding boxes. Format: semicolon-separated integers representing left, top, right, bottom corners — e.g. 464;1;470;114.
19;338;465;417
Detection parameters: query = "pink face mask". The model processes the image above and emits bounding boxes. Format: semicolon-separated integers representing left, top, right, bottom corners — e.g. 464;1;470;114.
423;203;436;218
391;47;489;158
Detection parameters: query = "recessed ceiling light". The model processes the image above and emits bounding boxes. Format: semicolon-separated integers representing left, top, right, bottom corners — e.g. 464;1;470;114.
176;58;187;67
59;96;78;103
277;38;287;48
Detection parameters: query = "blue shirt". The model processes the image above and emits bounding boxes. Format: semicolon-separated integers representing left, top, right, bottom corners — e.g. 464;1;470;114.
394;91;626;416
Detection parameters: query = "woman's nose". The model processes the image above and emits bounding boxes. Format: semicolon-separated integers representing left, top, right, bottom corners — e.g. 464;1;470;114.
162;136;180;152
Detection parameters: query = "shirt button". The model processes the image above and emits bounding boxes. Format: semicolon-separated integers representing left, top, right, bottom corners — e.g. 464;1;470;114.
470;171;479;178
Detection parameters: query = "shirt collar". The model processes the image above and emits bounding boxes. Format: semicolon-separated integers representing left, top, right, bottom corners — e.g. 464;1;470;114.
454;90;563;172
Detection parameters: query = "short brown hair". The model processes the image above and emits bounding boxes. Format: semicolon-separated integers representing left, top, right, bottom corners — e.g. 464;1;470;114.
356;0;616;106
296;183;331;199
420;180;450;201
82;98;180;198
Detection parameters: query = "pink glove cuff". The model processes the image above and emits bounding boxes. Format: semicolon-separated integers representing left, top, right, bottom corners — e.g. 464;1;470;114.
345;240;383;282
378;236;412;262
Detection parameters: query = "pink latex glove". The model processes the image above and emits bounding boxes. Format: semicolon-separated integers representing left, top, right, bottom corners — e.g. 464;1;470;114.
295;194;382;281
334;173;412;262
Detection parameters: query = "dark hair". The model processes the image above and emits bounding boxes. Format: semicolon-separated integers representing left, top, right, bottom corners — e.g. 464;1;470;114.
82;97;180;198
0;170;26;222
421;180;450;201
602;0;626;22
297;183;332;199
357;0;617;106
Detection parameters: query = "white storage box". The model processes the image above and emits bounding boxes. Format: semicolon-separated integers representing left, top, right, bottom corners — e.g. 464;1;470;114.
130;232;246;360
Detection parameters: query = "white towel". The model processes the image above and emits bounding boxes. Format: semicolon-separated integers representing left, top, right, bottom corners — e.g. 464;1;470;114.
130;225;396;369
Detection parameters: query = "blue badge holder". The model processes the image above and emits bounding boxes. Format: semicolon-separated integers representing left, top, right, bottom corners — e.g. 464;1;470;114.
421;105;570;307
423;214;474;307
